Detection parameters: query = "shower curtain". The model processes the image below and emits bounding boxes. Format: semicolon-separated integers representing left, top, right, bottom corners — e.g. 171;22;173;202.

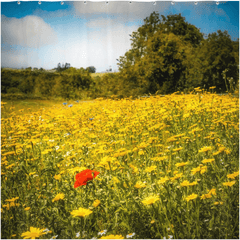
1;1;239;240
1;1;239;97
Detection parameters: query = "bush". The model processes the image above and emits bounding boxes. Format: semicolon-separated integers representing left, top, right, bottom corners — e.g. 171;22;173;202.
1;93;27;100
7;87;22;94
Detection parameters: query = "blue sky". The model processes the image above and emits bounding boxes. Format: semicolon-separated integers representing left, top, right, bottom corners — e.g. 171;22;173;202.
1;1;239;72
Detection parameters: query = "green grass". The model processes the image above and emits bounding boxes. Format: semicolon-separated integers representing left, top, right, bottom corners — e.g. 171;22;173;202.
1;100;60;118
1;92;239;239
91;72;108;78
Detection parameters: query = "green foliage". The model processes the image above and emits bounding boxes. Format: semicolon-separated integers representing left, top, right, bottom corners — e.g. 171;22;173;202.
1;13;239;99
56;63;71;73
117;12;238;96
86;66;96;73
1;68;94;100
1;93;27;100
1;93;239;239
198;30;238;92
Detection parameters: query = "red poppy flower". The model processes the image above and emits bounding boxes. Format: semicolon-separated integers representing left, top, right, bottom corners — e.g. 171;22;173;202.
74;169;100;188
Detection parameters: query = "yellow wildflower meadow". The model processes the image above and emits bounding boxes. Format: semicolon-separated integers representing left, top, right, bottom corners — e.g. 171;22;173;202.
1;92;239;239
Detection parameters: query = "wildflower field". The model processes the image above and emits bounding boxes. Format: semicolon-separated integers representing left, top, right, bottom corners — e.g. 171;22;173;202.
1;90;239;239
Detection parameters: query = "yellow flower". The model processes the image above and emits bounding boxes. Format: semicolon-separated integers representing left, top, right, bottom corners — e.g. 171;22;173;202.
71;207;93;217
142;195;160;205
170;173;183;181
68;166;86;175
233;171;239;177
227;171;239;179
175;162;188;167
129;164;139;174
214;201;223;205
199;146;213;153
52;193;64;202
112;177;120;184
188;181;198;186
10;202;20;207
173;147;183;152
167;137;177;142
200;166;207;174
200;193;212;200
100;235;124;239
29;172;36;176
2;204;10;210
202;159;215;164
134;181;147;188
150;220;155;224
24;207;31;211
223;181;236;187
95;176;103;181
185;193;198;202
138;150;145;155
191;165;207;175
180;180;190;187
21;227;45;239
54;174;61;180
224;149;231;154
5;197;19;202
151;156;168;161
227;173;236;179
191;167;200;175
93;199;101;208
145;165;157;173
158;176;169;185
208;188;216;196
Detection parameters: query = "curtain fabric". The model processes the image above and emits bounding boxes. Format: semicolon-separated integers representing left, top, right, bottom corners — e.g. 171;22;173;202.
2;1;238;73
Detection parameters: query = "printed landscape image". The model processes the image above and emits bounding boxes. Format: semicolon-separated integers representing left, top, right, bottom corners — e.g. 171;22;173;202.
1;1;239;239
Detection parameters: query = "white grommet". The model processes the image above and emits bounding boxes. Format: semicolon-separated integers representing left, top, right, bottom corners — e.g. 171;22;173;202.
17;1;20;4
61;1;64;5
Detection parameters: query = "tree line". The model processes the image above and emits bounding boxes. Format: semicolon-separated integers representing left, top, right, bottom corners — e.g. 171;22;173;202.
116;12;239;96
1;12;239;100
1;67;95;99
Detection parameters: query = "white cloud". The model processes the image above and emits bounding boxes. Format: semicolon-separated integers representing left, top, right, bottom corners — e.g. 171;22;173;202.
88;19;137;65
35;18;139;71
1;15;58;48
74;18;138;71
1;47;40;69
1;15;138;71
73;1;170;21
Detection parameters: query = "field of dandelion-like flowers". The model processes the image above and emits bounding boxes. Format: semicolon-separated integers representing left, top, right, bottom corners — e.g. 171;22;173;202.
1;90;239;239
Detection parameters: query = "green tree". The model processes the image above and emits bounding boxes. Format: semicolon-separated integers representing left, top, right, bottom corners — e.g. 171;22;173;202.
142;32;191;93
86;66;96;73
197;30;238;92
34;72;56;97
56;63;70;72
118;12;203;95
161;14;203;46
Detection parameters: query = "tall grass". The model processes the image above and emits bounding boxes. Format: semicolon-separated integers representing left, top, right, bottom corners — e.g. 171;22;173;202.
1;89;239;239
